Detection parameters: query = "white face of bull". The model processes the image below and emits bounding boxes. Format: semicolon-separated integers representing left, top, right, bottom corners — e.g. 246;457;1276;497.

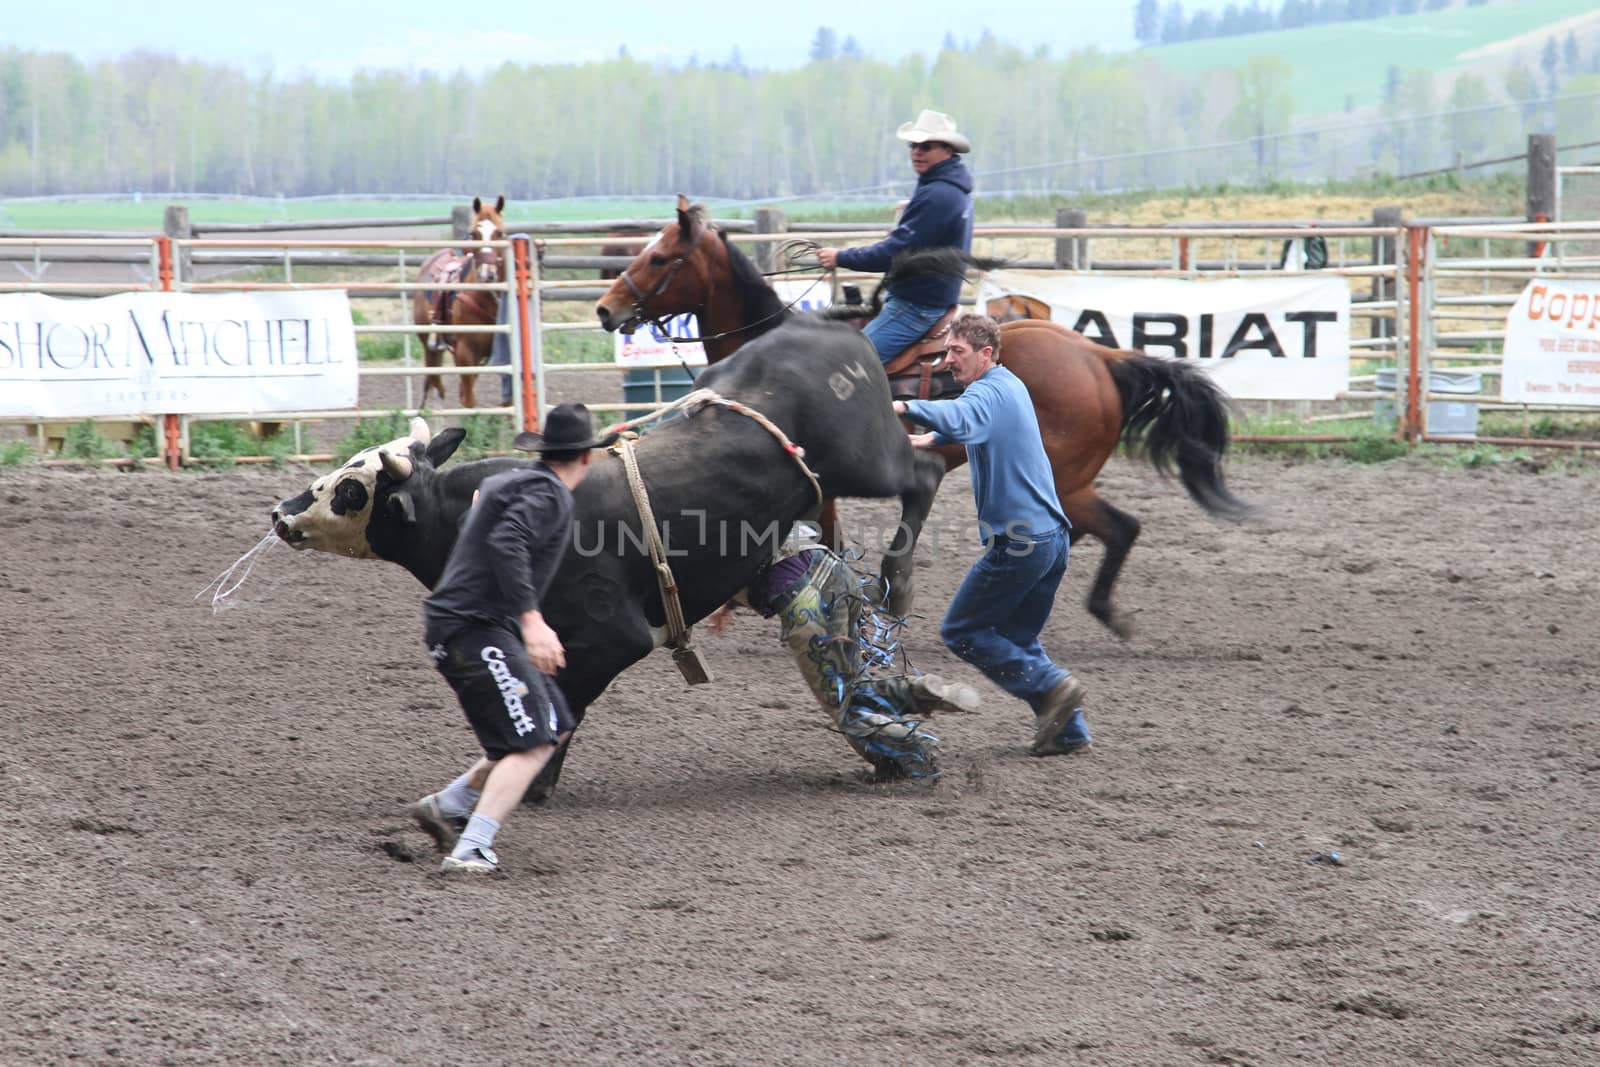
271;417;432;558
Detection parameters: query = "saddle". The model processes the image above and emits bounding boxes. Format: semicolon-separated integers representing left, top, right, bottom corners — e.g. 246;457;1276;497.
881;305;962;402
424;251;470;327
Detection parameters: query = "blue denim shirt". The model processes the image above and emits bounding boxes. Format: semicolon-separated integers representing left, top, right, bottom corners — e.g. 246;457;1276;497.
904;365;1067;540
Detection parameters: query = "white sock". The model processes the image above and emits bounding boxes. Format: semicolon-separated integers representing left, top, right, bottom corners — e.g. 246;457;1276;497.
452;813;501;859
437;773;481;820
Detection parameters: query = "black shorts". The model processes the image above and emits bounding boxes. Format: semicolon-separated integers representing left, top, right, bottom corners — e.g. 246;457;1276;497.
425;622;574;761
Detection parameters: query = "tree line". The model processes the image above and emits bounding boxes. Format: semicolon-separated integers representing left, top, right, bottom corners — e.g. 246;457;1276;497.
0;34;1592;202
1135;0;1487;47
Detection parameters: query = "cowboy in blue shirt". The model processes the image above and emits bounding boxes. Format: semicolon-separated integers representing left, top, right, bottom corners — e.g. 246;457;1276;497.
818;109;975;364
893;315;1093;757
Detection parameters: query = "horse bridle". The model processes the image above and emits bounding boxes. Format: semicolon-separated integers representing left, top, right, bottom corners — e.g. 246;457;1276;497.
468;239;503;283
619;224;710;332
619;225;828;346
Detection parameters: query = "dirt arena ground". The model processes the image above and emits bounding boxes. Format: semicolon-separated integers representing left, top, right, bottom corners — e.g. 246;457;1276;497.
3;450;1598;1066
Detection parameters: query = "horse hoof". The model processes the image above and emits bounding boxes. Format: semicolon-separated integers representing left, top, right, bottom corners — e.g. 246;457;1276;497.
887;580;914;617
1109;613;1135;641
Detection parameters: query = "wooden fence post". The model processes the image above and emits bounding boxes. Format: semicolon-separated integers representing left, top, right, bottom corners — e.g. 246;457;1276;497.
753;207;787;273
1371;205;1403;340
162;205;191;281
451;205;472;242
1055;207;1087;269
1526;132;1556;258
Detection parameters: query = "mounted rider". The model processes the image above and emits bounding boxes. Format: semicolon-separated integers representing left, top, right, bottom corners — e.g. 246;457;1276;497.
817;109;975;365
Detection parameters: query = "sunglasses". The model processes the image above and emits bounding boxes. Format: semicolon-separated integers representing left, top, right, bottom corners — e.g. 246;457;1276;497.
909;141;945;152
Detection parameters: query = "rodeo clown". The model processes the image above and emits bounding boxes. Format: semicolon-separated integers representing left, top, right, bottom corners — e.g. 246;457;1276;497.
409;403;617;876
710;525;980;780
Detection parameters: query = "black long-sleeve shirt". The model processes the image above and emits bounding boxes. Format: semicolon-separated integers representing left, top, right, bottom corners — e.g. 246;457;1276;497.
422;464;574;637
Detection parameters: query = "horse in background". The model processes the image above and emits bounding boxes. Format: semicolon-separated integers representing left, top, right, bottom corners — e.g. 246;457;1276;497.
988;293;1051;322
412;195;506;409
595;196;1252;635
598;233;648;280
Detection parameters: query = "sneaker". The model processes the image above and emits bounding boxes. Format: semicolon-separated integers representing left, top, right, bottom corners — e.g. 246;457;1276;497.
1031;676;1091;757
408;793;468;852
908;674;982;715
441;846;500;875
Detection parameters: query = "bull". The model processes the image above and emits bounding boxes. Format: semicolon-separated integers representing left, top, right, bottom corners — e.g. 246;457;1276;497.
272;315;947;799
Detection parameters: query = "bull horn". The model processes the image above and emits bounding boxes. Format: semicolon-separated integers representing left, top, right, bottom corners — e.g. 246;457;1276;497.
379;448;414;481
409;416;431;445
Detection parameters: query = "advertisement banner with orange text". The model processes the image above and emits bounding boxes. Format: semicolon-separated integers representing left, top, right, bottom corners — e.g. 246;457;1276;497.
1502;279;1600;406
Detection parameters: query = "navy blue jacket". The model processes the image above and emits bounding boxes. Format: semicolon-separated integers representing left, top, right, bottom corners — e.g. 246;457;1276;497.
836;156;974;308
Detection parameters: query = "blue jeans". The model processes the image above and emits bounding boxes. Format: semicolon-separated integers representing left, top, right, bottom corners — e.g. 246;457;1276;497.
940;528;1071;712
863;293;950;364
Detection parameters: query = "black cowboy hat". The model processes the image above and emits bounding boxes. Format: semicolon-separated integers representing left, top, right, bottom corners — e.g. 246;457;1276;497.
513;403;621;454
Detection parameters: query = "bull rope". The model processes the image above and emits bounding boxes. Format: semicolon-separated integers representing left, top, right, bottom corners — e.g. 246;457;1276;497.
607;388;823;505
607;389;825;683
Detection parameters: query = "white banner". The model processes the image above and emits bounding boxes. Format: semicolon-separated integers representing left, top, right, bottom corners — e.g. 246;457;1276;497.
614;279;831;368
1502;279;1600;406
979;271;1351;400
0;290;358;418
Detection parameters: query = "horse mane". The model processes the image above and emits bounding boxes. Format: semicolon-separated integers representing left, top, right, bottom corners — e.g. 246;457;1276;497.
718;230;790;340
817;247;1010;321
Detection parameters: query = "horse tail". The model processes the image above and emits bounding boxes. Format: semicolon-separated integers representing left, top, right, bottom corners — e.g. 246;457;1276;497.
817;248;1008;322
1107;351;1253;520
883;248;1008;295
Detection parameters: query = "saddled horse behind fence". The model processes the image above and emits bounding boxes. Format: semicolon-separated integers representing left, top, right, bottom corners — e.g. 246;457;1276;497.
412;195;506;408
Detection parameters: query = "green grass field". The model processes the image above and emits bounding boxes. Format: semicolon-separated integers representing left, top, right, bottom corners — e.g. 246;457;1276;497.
0;196;918;233
1147;0;1599;114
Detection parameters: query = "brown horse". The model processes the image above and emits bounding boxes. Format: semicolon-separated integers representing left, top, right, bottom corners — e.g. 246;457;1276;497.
595;196;1251;635
598;233;648;280
412;195;506;408
987;293;1051;322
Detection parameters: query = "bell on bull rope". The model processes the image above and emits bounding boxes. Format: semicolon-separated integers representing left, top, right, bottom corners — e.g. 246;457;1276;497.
672;641;714;685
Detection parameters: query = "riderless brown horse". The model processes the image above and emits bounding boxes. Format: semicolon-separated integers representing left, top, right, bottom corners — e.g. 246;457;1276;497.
412;195;506;409
595;196;1251;636
987;293;1051;322
598;233;649;280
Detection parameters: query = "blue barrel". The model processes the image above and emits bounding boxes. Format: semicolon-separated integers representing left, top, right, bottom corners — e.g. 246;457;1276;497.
622;367;696;409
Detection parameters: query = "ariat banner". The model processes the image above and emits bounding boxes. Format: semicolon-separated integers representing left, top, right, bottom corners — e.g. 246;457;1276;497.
978;271;1352;400
0;290;359;418
1502;279;1600;406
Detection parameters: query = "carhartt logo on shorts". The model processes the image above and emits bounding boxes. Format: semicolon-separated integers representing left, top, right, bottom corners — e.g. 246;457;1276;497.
481;646;538;736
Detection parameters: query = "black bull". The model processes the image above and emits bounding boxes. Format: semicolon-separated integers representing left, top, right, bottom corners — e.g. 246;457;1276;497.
273;317;946;800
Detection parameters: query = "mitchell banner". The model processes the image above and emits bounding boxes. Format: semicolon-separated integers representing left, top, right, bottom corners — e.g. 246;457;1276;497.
0;290;359;418
978;271;1352;400
1501;279;1600;406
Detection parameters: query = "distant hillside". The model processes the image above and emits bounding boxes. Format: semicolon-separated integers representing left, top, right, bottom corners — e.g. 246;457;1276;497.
1145;0;1600;115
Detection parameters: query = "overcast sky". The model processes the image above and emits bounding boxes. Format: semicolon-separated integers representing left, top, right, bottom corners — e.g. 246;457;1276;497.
9;1;1243;78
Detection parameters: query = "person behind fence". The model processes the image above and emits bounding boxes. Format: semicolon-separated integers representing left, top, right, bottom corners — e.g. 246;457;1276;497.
815;109;974;365
709;531;980;780
407;403;618;876
891;313;1092;758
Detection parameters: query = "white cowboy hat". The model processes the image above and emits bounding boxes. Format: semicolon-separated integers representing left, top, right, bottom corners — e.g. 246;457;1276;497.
895;109;971;154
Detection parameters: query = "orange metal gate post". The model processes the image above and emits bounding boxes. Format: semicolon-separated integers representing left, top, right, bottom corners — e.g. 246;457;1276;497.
1405;224;1427;442
156;236;181;469
512;235;539;432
